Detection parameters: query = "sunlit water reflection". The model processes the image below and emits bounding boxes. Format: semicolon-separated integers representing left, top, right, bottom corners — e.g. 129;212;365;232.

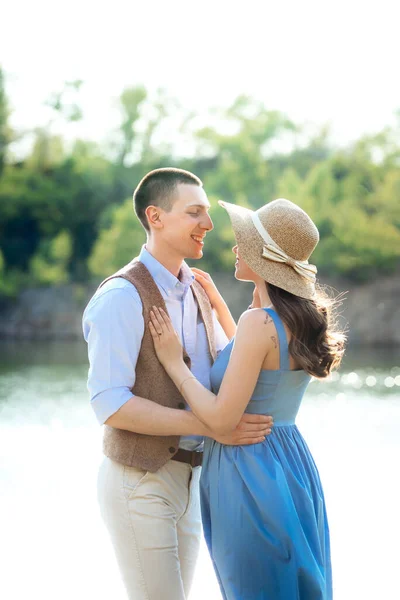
0;342;399;600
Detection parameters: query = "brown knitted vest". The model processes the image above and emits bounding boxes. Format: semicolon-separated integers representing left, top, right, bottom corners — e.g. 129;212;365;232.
99;259;216;472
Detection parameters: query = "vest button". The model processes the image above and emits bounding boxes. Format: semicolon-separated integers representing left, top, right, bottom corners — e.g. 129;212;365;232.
178;402;185;409
169;447;176;453
183;356;190;364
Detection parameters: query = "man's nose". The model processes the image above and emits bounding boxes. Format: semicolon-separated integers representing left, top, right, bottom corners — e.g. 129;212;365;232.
202;213;214;231
232;245;238;255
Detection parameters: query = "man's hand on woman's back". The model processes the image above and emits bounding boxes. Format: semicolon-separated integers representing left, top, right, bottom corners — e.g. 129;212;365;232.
211;413;273;445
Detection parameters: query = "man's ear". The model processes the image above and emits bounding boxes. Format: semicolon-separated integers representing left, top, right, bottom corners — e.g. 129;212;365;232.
145;206;163;230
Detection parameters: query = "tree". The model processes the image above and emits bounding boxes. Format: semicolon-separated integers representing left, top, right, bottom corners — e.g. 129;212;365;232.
276;153;400;280
1;83;400;297
116;86;147;167
0;67;12;177
193;95;296;206
45;79;84;122
30;230;73;285
88;198;146;279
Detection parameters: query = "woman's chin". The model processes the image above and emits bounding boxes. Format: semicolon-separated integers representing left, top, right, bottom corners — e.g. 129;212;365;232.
235;269;253;283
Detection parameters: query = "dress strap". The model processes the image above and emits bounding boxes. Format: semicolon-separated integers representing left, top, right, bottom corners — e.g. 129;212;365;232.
263;308;290;370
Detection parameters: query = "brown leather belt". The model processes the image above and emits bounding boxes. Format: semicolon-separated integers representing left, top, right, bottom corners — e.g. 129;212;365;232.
172;448;203;468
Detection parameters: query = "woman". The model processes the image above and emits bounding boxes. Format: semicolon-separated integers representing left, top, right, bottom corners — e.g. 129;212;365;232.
149;198;346;600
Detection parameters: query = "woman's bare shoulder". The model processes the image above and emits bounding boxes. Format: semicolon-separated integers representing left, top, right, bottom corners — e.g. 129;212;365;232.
236;308;276;344
238;307;275;325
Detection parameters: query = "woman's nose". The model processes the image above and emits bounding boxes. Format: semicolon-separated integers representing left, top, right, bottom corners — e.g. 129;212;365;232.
232;245;238;255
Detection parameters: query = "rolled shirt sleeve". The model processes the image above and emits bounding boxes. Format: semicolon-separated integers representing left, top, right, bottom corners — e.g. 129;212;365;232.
82;280;144;424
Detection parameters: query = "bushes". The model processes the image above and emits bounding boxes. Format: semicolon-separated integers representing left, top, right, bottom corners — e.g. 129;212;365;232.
0;83;399;293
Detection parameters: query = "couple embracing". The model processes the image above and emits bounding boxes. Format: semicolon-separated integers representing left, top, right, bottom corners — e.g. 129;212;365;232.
83;168;345;600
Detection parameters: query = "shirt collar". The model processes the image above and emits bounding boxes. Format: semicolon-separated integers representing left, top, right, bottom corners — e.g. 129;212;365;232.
138;246;194;296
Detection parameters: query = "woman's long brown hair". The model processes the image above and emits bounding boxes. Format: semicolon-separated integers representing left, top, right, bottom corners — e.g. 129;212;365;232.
267;283;346;378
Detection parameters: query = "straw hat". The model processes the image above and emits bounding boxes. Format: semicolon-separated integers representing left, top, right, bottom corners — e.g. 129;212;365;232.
218;198;319;300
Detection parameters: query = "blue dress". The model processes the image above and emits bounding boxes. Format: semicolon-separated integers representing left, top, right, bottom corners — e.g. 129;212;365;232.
200;308;332;600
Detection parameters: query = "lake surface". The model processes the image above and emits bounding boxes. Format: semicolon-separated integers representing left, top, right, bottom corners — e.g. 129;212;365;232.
0;341;399;600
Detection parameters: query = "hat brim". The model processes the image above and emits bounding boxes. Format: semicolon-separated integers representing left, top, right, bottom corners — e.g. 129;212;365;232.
218;200;316;300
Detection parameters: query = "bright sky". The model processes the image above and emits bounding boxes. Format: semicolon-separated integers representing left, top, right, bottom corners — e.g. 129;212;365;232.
2;0;399;149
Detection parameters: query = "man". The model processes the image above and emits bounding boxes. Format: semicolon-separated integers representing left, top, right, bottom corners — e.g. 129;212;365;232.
83;168;273;600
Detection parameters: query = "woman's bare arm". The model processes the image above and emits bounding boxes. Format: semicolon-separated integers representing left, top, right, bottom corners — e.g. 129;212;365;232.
191;268;237;339
106;393;272;444
150;308;274;435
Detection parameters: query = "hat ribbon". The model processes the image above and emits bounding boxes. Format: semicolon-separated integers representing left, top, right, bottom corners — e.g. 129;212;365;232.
251;212;317;283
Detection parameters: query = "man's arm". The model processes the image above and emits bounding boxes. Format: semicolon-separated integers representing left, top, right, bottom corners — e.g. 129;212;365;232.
105;394;209;436
83;280;272;442
83;281;204;435
106;396;272;444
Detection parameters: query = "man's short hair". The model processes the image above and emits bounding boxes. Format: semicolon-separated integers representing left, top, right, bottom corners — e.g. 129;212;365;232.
133;167;203;232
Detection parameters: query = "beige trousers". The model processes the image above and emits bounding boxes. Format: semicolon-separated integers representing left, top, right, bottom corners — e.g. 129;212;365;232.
97;457;202;600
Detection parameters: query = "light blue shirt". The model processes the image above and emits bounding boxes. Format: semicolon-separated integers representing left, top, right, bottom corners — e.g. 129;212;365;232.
82;246;228;451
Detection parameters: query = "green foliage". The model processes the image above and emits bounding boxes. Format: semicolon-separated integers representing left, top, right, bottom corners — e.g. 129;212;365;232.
26;130;65;171
88;199;146;278
117;86;147;166
275;155;400;281
0;67;10;177
0;247;31;297
45;80;84;123
0;77;399;297
194;96;296;205
30;230;72;285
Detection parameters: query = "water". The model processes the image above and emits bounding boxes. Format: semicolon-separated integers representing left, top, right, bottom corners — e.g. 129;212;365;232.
0;341;399;600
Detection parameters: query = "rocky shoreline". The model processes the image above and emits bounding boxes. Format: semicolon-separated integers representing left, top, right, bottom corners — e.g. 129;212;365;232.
0;272;399;346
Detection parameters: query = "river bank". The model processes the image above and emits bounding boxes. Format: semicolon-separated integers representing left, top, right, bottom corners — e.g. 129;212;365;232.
0;271;399;346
